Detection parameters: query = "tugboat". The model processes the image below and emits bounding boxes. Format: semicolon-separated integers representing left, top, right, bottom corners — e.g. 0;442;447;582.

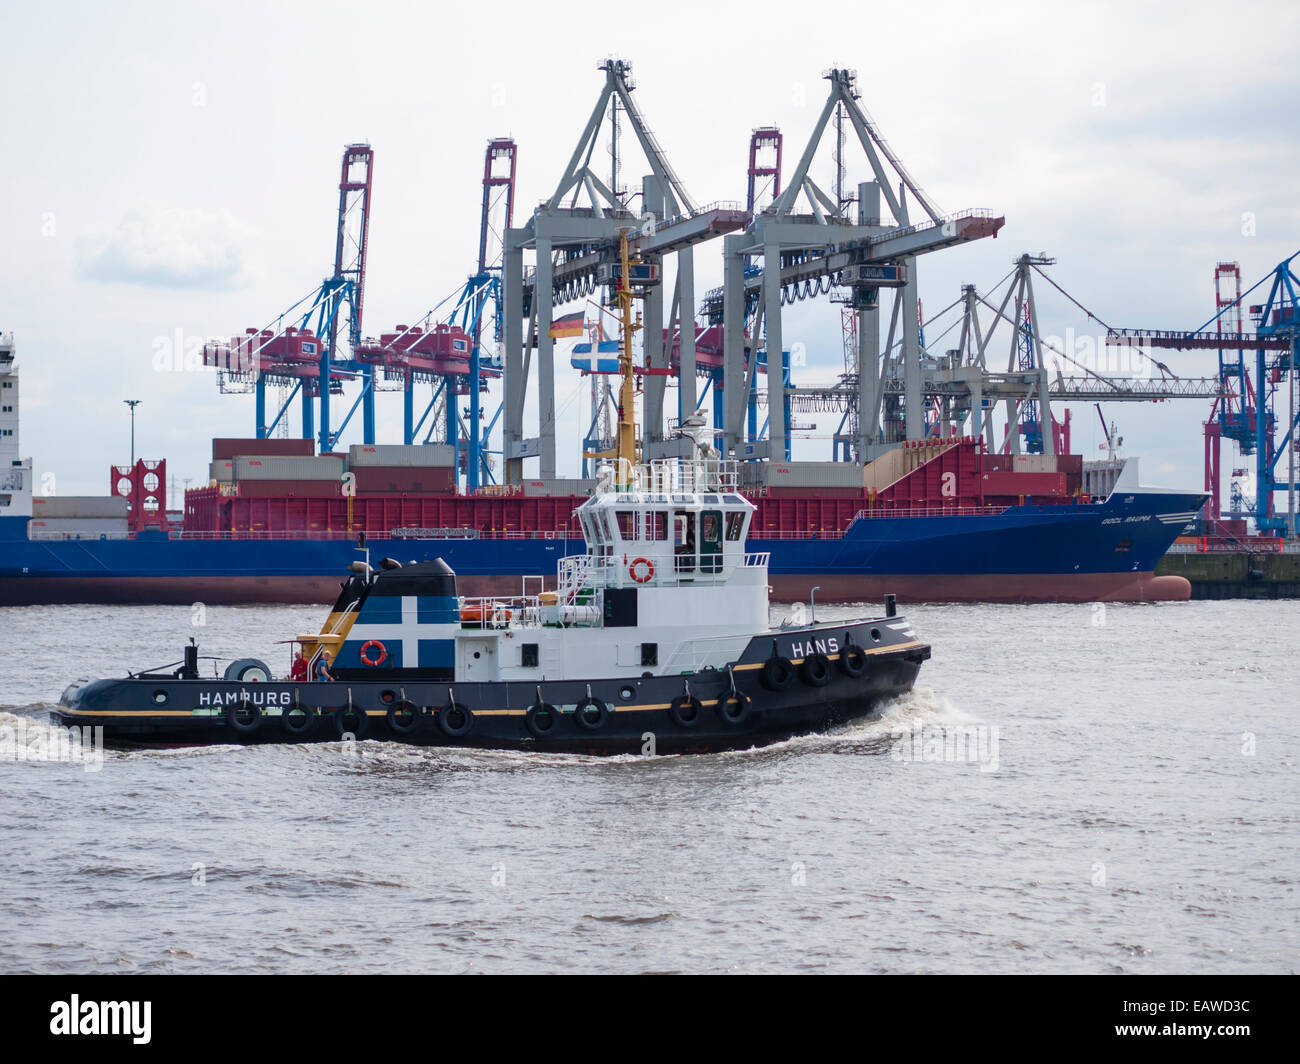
52;234;930;754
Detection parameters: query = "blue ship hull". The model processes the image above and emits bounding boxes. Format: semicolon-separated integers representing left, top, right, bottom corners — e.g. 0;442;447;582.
0;489;1206;605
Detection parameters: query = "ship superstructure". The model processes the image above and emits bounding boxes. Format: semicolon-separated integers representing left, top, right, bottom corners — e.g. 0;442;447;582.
0;331;33;521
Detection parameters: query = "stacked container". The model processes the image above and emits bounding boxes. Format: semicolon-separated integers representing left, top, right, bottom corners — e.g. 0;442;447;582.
520;479;597;497
233;455;346;499
29;495;129;536
348;444;456;495
212;438;315;460
744;461;865;499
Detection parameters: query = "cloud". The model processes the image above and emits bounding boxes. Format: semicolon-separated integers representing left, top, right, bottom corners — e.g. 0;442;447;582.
76;207;259;289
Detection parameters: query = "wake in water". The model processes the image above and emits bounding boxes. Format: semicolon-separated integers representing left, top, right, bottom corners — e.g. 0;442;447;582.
0;687;973;772
709;685;977;760
846;685;979;735
0;709;107;772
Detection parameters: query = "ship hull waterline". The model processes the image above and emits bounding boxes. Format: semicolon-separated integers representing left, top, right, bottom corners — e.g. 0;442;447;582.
2;489;1207;607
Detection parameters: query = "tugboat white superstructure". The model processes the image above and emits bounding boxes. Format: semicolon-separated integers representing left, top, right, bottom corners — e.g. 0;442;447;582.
457;452;773;683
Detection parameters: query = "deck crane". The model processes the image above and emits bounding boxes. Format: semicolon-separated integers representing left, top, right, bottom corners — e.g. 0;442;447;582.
1106;251;1300;534
1095;403;1122;460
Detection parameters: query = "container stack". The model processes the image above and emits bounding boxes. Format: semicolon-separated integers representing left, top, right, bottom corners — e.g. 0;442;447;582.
742;461;865;499
234;455;347;498
209;438;342;499
212;438;315;460
348;444;455;494
29;495;129;537
200;438;462;501
519;478;598;497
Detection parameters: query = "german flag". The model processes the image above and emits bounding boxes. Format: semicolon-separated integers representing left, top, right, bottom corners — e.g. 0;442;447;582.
548;311;585;339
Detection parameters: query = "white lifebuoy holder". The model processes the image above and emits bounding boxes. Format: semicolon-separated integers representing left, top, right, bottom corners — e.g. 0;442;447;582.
360;640;388;667
629;557;655;584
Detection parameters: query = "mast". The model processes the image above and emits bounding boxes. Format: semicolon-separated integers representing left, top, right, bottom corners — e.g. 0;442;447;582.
614;229;642;487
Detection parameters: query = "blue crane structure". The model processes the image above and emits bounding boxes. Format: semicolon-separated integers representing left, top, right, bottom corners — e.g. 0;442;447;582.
204;144;378;453
205;140;516;490
1107;251;1300;534
358;138;513;488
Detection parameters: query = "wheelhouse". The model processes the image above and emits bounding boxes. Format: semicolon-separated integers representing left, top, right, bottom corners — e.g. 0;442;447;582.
575;488;755;584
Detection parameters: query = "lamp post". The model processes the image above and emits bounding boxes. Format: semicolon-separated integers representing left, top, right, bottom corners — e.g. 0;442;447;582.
124;399;141;466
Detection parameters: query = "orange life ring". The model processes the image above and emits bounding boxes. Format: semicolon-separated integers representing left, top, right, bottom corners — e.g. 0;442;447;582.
629;557;655;584
359;640;387;667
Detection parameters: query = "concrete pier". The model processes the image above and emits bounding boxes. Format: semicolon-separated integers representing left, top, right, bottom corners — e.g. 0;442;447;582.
1156;549;1300;599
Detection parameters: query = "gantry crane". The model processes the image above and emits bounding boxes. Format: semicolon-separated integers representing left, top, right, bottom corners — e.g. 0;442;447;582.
1106;251;1300;533
358;139;515;489
202;144;377;452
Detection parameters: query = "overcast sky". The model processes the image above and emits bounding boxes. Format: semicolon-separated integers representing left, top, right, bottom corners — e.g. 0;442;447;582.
3;0;1297;501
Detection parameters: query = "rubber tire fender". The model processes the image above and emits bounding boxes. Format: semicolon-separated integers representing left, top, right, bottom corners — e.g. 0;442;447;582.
335;703;369;738
839;644;868;678
669;695;702;728
386;700;421;735
800;653;832;688
574;697;609;731
717;690;751;724
281;702;316;738
525;702;560;737
439;702;473;738
760;655;795;691
226;700;262;735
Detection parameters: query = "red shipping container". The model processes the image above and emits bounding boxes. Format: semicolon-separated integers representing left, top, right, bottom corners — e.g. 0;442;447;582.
213;437;315;460
981;472;1067;497
236;480;341;499
761;486;865;500
351;467;455;494
1057;454;1084;477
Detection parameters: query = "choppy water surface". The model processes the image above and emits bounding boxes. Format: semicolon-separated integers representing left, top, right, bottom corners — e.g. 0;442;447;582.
0;598;1296;973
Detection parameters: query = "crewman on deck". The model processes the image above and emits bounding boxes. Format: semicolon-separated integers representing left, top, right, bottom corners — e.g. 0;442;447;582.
289;652;308;682
315;651;335;682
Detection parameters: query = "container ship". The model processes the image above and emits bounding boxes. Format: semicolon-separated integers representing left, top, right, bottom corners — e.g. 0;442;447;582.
0;331;1204;605
0;67;1219;606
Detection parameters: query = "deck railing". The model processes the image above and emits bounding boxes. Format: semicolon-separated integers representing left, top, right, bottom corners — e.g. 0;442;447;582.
1165;540;1286;554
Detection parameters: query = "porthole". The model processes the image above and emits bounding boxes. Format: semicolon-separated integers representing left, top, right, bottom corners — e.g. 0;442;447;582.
619;685;635;701
152;689;168;705
870;628;882;642
379;690;396;704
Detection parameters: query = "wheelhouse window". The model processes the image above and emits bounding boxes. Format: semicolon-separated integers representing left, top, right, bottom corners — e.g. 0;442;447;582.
615;510;637;540
645;511;668;541
725;511;747;541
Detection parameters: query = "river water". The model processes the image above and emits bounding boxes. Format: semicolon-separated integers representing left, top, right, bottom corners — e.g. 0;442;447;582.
0;598;1295;974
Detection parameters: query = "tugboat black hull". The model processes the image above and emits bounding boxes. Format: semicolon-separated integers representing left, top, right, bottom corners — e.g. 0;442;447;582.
53;621;930;755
